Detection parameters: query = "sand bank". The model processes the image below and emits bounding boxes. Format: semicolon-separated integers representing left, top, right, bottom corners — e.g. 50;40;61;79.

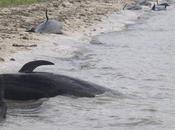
0;0;139;62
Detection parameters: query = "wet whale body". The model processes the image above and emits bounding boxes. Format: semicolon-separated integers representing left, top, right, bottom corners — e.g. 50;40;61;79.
27;9;63;34
2;60;112;101
0;79;7;120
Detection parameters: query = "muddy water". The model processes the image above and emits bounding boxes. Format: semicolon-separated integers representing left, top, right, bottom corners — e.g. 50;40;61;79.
1;3;175;130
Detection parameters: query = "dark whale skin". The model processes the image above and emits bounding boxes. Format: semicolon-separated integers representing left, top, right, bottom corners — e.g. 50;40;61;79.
0;77;7;120
2;72;109;100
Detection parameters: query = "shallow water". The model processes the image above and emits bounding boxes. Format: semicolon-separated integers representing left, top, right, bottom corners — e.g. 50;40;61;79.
1;3;175;130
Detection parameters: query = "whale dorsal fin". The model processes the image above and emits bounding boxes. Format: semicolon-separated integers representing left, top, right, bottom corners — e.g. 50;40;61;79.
152;3;156;10
45;9;49;21
19;60;54;73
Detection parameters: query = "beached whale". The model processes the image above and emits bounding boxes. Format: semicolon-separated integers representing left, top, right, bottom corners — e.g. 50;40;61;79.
0;79;7;120
151;2;170;11
1;60;113;101
27;9;63;34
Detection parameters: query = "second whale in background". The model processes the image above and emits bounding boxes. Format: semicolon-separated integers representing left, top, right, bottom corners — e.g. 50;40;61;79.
27;9;63;34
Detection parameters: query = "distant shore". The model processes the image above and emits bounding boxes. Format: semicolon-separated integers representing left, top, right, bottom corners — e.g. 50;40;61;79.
0;0;136;62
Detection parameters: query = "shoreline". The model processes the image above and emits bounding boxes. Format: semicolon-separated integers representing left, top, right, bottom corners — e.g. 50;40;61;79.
0;0;137;62
0;0;138;62
0;8;147;73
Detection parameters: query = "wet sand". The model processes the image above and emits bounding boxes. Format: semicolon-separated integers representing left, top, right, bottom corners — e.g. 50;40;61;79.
0;0;136;62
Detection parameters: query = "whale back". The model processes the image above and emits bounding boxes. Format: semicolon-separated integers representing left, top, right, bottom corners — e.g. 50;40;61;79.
159;3;169;8
152;2;170;11
34;20;63;34
19;60;54;73
26;9;63;34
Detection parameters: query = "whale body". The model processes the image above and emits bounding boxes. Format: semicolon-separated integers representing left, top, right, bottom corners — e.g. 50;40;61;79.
151;2;170;11
1;60;112;101
27;9;63;34
33;19;63;34
0;78;7;120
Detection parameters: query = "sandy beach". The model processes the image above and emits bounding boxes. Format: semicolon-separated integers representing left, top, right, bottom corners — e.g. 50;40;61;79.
0;0;137;62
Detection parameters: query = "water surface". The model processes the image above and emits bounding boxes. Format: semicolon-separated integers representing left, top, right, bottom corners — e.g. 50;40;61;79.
1;4;175;130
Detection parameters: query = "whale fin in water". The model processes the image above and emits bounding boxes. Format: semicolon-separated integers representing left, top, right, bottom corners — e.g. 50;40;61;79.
19;60;54;73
